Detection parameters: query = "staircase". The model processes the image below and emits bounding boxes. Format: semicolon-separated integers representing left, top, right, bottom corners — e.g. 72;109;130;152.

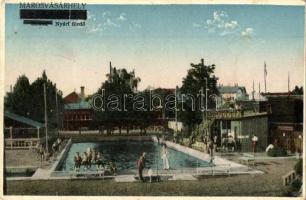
188;117;215;146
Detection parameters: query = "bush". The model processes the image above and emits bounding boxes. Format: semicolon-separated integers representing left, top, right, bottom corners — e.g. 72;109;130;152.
284;179;303;197
291;179;302;191
294;159;303;176
267;146;287;157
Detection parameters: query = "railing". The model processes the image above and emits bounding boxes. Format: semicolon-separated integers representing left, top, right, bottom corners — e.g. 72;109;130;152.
5;138;41;149
195;163;232;176
51;170;106;179
282;170;297;186
207;109;267;120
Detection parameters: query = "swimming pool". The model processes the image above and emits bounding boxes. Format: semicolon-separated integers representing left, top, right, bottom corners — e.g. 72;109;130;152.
57;140;214;174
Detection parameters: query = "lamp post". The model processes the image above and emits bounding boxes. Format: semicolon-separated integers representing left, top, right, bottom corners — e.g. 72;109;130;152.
175;85;179;143
43;83;49;154
204;78;208;122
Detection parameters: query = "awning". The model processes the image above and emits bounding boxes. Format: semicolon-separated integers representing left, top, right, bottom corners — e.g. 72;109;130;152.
4;111;44;128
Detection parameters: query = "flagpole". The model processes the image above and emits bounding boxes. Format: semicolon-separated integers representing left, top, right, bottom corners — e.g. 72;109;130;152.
288;72;290;93
259;82;261;101
264;62;267;93
252;80;255;101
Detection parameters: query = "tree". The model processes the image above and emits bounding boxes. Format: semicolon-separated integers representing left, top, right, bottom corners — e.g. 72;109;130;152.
5;75;32;117
179;59;219;136
291;86;303;95
93;67;141;134
4;71;64;129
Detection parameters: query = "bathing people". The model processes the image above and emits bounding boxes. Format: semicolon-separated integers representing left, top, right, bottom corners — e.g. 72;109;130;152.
82;152;88;169
86;148;93;168
96;152;104;170
74;152;82;171
109;161;117;175
161;144;170;170
91;148;97;163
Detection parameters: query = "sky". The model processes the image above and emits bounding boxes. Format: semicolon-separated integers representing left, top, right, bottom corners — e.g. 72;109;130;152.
5;4;305;96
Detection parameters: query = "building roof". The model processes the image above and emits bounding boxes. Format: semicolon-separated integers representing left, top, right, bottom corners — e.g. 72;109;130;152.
261;92;303;100
218;86;246;94
64;100;91;110
4;111;44;128
64;91;80;104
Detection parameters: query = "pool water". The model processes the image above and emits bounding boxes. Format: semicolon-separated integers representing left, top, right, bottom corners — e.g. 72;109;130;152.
58;141;213;173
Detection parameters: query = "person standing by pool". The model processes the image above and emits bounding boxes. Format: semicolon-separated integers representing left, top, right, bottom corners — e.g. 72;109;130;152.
137;152;146;182
161;144;170;170
39;145;44;165
209;140;214;163
213;135;218;152
147;167;153;183
252;135;258;153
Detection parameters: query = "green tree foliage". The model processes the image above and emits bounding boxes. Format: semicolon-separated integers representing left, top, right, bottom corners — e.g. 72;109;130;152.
179;59;219;136
4;71;64;128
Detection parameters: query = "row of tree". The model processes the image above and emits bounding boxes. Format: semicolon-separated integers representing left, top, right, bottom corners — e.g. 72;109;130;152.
4;59;220;135
4;71;64;128
92;59;219;135
7;59;301;136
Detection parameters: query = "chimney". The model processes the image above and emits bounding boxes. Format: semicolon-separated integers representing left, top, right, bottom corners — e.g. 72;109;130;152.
201;58;204;66
80;86;85;99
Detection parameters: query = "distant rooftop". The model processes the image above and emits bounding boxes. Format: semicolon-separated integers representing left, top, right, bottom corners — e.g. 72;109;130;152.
218;85;247;94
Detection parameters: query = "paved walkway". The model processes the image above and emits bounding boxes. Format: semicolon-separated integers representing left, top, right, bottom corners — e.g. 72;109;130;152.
31;168;52;180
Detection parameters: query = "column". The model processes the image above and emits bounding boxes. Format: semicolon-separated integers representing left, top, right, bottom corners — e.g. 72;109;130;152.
10;126;13;149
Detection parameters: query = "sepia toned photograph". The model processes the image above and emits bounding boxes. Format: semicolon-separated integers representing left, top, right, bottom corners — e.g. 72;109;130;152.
1;0;305;197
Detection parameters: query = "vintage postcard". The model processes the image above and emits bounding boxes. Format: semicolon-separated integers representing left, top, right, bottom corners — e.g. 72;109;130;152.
0;0;305;198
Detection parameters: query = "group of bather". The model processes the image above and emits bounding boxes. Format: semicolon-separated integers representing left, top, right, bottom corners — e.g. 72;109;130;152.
74;147;116;174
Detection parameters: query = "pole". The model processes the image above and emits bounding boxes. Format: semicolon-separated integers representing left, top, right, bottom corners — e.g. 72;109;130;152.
206;79;208;139
205;78;208;121
252;80;255;100
258;82;261;101
264;62;267;93
288;72;290;93
175;86;178;135
44;83;49;153
55;88;59;133
215;96;217;110
10;126;13;149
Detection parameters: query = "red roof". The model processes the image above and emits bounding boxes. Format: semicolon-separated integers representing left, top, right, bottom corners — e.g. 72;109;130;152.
64;92;80;103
